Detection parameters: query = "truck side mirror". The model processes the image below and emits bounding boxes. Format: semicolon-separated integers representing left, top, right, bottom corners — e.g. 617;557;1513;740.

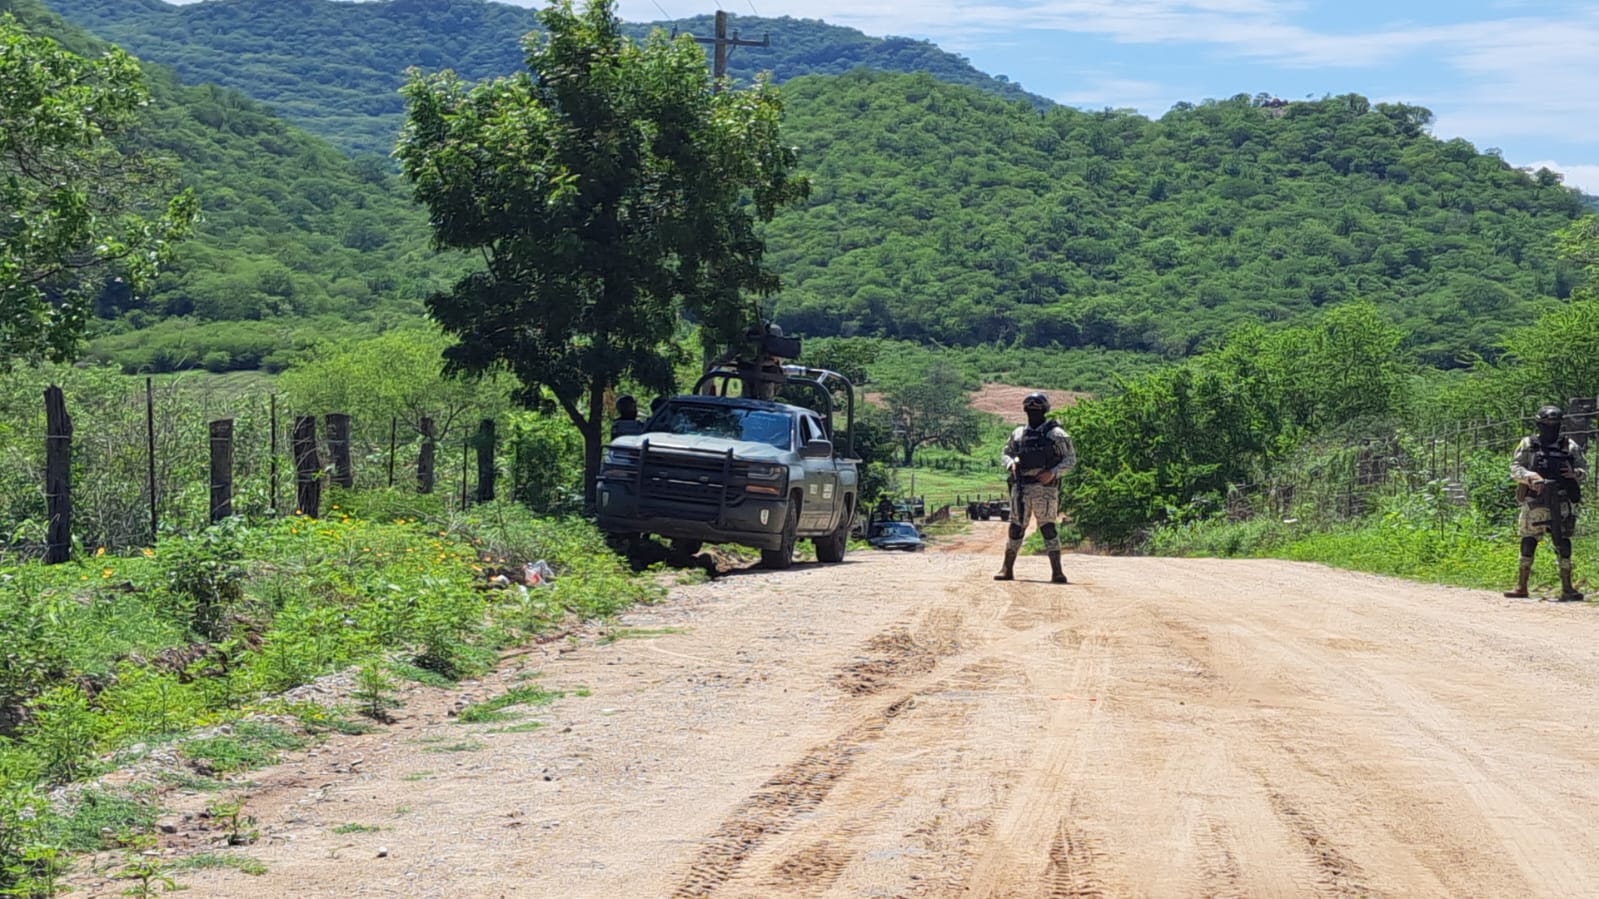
801;438;833;458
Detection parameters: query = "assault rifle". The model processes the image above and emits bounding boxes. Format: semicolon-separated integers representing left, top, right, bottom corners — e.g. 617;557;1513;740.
1532;442;1581;546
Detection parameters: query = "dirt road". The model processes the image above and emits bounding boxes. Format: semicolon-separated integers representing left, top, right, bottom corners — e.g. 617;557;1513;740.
121;525;1599;898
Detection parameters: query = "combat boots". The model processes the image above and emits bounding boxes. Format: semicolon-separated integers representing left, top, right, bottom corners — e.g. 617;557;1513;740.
994;548;1017;581
1504;556;1532;598
1048;550;1068;584
1559;558;1584;602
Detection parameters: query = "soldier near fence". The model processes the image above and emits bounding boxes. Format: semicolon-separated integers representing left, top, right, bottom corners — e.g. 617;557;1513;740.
996;393;1077;584
1506;404;1588;601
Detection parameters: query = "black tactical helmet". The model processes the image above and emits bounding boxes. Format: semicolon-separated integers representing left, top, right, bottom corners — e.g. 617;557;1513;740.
1536;404;1564;423
1022;392;1050;413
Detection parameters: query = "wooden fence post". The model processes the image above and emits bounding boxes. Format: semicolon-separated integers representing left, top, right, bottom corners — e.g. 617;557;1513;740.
475;418;496;503
209;419;234;523
293;415;321;517
44;386;72;564
388;416;397;489
417;416;435;494
326;413;353;488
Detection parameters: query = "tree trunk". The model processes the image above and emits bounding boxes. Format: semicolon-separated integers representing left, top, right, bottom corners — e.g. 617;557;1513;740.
583;382;605;511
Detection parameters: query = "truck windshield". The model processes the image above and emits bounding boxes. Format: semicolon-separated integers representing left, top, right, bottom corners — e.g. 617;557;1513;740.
655;404;792;449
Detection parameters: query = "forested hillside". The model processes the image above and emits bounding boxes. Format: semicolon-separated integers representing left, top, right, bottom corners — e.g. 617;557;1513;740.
14;0;1592;376
767;72;1588;366
3;0;451;372
41;0;1043;158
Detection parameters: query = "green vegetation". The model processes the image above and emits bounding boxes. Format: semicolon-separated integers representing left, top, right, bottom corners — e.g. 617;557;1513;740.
767;74;1585;364
15;0;1587;385
0;11;196;370
171;852;268;876
330;823;381;835
398;0;809;502
41;0;1041;157
453;685;558;724
0;498;655;893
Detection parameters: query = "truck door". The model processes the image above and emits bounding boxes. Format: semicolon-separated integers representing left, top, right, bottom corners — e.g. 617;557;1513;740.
799;414;839;532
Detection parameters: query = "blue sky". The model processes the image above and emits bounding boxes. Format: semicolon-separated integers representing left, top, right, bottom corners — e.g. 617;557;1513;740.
592;0;1599;194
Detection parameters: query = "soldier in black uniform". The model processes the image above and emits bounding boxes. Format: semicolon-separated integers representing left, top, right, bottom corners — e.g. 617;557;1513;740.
1506;405;1588;601
997;393;1077;583
611;395;644;440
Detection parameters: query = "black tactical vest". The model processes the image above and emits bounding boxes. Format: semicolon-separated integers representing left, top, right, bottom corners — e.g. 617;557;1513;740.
1533;439;1583;502
1016;421;1062;472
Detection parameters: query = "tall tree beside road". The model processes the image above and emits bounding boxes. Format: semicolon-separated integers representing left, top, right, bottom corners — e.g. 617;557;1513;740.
396;0;807;504
883;359;982;466
0;15;196;371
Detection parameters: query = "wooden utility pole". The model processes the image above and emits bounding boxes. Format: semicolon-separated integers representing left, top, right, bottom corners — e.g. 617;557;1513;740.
692;10;768;86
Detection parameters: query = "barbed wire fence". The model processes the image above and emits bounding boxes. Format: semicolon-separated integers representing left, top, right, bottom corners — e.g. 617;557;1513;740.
4;378;501;560
1225;399;1597;534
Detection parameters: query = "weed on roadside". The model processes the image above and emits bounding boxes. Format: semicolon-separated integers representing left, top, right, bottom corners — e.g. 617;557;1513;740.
331;823;381;834
597;626;685;645
171;852;267;875
454;686;559;724
182;722;306;775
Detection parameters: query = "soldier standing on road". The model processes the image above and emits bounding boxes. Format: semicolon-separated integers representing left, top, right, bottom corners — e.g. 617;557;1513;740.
1506;404;1588;601
611;395;645;440
997;393;1076;584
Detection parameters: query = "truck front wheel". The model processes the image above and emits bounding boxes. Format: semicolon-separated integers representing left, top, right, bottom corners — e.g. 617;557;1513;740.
815;499;851;563
761;502;799;570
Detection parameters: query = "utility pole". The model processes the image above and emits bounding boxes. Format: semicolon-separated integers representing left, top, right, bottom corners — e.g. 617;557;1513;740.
692;10;768;87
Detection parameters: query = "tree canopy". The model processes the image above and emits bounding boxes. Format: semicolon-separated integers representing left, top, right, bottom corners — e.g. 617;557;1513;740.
41;0;1042;157
0;12;195;370
396;0;808;501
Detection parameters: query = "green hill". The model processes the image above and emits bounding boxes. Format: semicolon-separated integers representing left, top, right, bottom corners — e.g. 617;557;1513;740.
4;0;453;372
765;73;1588;367
40;0;1045;158
14;0;1592;377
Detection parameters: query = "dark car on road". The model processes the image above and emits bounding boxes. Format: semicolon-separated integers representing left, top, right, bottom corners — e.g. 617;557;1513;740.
867;520;926;552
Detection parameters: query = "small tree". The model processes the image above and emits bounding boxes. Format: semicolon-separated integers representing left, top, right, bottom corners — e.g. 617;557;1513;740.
883;360;982;466
0;16;197;370
396;0;807;505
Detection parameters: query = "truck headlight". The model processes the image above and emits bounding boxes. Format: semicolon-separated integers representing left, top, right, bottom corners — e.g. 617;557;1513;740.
745;463;786;494
601;447;638;477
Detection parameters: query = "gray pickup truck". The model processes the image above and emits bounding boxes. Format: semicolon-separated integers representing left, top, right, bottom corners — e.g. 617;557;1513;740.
596;365;859;569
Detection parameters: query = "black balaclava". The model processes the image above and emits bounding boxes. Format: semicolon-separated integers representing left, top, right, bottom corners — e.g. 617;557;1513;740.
1026;408;1047;428
1537;406;1564;444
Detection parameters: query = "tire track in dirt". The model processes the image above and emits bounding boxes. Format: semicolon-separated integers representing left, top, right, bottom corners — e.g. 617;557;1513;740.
1043;811;1109;899
671;694;916;897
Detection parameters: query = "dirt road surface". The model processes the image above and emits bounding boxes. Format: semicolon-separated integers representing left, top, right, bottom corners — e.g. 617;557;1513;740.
103;525;1599;898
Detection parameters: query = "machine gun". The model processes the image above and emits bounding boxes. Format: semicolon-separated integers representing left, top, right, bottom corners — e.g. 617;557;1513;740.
1532;442;1582;545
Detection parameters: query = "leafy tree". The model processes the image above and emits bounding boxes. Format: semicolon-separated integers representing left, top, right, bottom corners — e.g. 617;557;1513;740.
881;359;982;466
276;328;508;444
396;0;807;503
0;14;196;370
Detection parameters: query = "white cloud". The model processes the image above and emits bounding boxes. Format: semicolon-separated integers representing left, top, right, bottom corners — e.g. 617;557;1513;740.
1520;161;1599;196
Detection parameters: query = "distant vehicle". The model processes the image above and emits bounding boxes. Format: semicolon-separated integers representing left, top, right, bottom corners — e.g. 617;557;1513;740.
966;497;1010;521
867;520;926;552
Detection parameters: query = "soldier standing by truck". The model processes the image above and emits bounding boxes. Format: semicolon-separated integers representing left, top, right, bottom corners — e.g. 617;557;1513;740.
996;393;1076;584
1506;404;1588;601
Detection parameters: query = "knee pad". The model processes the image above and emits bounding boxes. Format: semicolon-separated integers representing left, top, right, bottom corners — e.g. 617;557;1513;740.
1556;538;1573;559
1008;523;1025;541
1040;523;1058;541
